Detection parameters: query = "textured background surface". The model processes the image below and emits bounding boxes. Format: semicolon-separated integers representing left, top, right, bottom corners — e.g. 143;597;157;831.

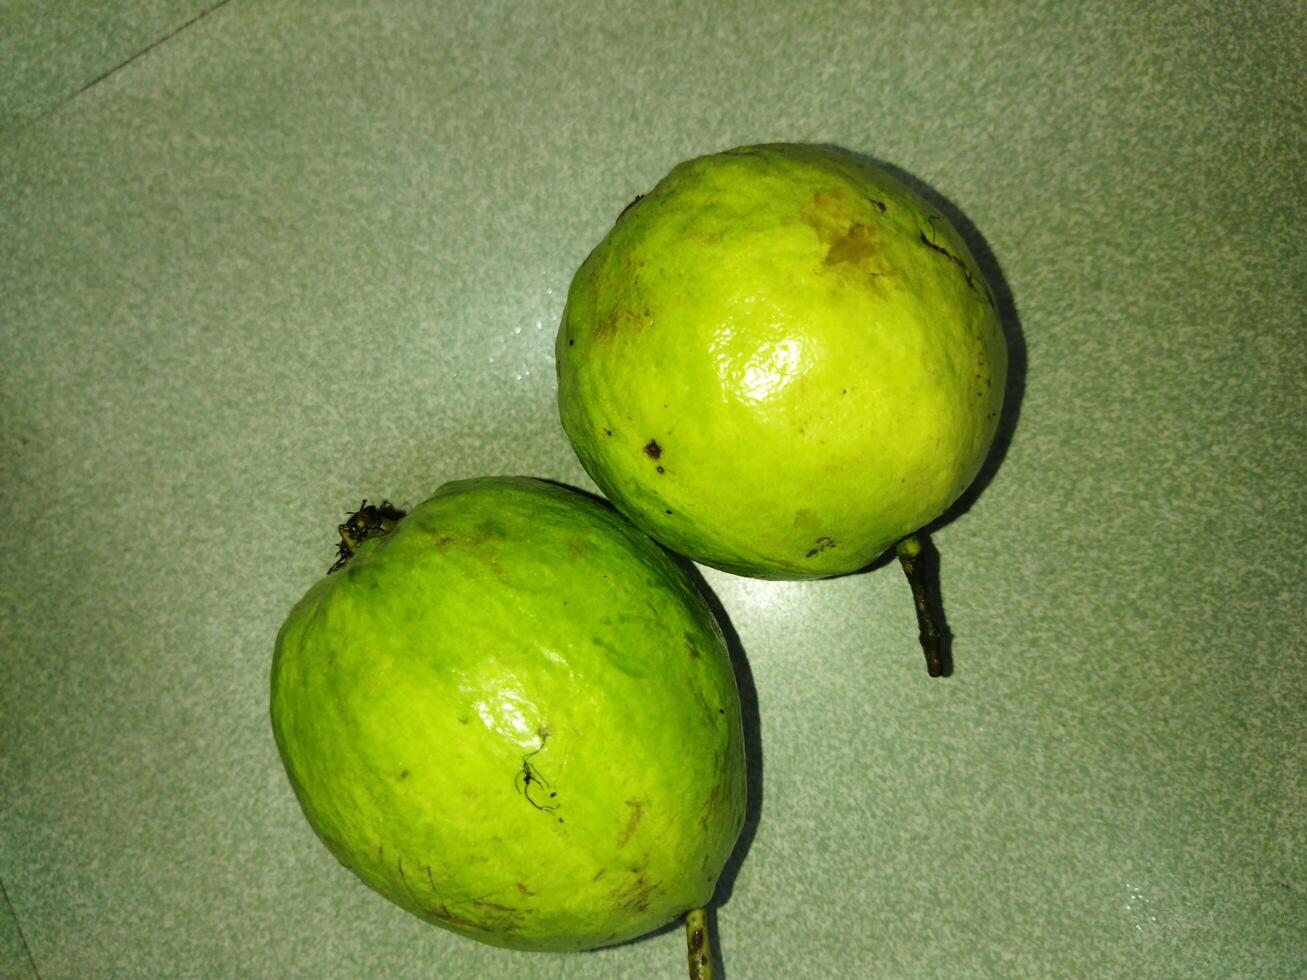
2;1;1304;977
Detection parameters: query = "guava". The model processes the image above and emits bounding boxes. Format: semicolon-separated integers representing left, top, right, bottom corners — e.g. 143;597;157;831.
270;478;745;966
556;143;1006;674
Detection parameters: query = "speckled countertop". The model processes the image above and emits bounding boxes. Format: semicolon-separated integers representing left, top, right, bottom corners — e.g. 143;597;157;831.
2;3;1304;977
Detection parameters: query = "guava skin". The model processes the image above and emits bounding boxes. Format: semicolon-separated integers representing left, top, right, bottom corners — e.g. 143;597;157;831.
270;478;746;951
557;143;1007;579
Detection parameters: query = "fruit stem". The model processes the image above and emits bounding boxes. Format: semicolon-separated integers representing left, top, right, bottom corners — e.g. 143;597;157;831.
685;907;714;980
328;500;405;573
895;534;950;677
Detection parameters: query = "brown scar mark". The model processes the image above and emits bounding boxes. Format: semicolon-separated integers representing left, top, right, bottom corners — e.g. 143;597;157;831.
699;786;724;828
604;428;613;437
823;223;880;267
472;900;520;914
593;310;618;341
610;871;657;912
593;867;608;881
593;306;653;343
426;865;437;890
865;195;888;213
805;536;837;558
617;799;645;848
690;927;704;954
516;882;536;895
643;439;662;460
431;904;492;932
919;223;989;305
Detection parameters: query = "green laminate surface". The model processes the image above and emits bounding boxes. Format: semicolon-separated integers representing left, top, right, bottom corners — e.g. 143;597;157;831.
2;2;1304;978
0;0;223;130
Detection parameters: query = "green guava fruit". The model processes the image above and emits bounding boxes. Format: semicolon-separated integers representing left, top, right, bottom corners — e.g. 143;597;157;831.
556;143;1007;674
270;478;745;962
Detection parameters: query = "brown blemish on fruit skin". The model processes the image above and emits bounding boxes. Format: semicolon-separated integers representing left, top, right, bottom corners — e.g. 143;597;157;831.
800;191;895;289
593;867;608;882
516;882;536;896
919;223;992;309
472;900;521;914
592;306;654;344
610;871;658;914
805;536;837;558
593;310;618;342
643;439;662;460
823;223;879;266
617;799;645;848
698;786;724;828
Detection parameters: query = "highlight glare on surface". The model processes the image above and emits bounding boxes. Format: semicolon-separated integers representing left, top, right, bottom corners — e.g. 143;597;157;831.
712;325;808;404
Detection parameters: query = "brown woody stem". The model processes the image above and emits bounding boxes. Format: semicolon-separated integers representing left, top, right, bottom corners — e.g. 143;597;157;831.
895;534;949;677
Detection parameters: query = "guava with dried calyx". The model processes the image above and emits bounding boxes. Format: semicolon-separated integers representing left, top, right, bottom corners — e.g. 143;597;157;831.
556;143;1007;676
271;478;743;975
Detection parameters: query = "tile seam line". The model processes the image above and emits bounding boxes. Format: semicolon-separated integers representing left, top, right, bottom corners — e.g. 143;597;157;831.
0;873;39;980
12;0;237;136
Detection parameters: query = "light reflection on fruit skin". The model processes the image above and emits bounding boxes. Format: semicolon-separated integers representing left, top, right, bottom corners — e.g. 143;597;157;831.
470;688;540;748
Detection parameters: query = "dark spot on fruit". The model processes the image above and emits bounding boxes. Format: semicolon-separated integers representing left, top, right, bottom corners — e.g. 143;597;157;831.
643;439;662;460
665;509;673;515
718;707;725;714
516;882;535;895
568;339;574;346
605;428;613;437
866;195;888;213
805;536;837;558
690;928;704;954
656;466;664;474
399;769;410;779
458;716;469;725
593;868;608;881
